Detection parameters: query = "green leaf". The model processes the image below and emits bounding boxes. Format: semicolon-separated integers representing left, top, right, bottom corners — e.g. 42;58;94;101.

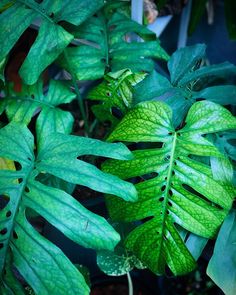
0;57;7;83
207;210;236;295
225;0;236;40
57;9;169;80
192;85;236;105
178;62;236;87
168;44;206;85
88;69;146;126
0;79;76;147
97;222;145;276
0;0;104;84
188;0;207;35
0;122;137;294
103;100;236;275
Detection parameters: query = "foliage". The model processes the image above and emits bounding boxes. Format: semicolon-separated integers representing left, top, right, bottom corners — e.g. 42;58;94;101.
97;222;145;276
0;1;236;294
103;100;236;275
57;2;169;81
207;210;236;295
88;69;146;126
0;122;136;294
0;0;104;85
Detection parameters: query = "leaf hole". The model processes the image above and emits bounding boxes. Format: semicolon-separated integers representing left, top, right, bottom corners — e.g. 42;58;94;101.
168;201;172;207
0;228;7;235
168;132;173;135
159;197;164;202
172;171;175;176
18;178;23;184
14;162;22;171
31;94;35;98
0;243;4;249
6;211;12;217
49;12;54;18
0;195;10;210
169;190;173;196
13;231;18;239
24;187;30;193
161;185;166;192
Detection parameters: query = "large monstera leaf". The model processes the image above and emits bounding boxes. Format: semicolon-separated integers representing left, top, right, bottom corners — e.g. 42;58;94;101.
0;122;137;294
0;0;104;85
57;9;169;81
0;79;75;147
88;69;146;126
103;100;236;275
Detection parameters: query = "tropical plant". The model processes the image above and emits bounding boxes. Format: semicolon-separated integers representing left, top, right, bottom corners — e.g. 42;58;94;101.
0;0;236;294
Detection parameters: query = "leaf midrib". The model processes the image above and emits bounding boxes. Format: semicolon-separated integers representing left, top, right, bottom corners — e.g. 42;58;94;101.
1;161;34;273
159;132;177;243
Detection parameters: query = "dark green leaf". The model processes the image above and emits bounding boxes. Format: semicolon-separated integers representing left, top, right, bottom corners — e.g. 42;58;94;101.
168;44;206;85
0;79;75;147
192;85;236;105
0;0;104;84
188;0;207;35
178;62;236;86
225;0;236;40
58;10;169;80
207;210;236;295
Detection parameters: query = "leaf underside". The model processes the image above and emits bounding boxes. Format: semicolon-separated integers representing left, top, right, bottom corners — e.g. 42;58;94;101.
103;100;236;275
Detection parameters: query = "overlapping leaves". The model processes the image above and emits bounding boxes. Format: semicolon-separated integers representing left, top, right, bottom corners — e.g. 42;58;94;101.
0;79;75;147
88;69;146;126
134;44;236;125
103;100;236;275
57;8;169;81
0;0;104;85
0;122;137;294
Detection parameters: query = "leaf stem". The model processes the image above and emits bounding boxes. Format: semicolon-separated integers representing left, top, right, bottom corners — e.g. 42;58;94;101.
127;272;133;295
63;50;89;136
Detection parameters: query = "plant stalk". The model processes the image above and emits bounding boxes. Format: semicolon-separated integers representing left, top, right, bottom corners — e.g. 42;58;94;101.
63;50;89;136
127;272;133;295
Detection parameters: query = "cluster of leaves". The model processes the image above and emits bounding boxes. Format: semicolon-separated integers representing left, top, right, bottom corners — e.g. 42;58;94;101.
0;1;236;295
90;44;236;292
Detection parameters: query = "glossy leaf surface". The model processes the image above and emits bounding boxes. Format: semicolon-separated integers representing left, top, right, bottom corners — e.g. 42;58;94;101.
88;69;146;126
58;10;169;80
0;79;75;146
0;122;137;294
103;101;236;275
0;0;104;84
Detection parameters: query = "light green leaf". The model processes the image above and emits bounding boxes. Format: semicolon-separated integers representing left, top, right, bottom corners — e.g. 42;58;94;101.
103;100;236;275
0;79;75;147
57;9;169;80
207;210;236;295
0;57;7;83
97;222;145;276
0;0;104;84
88;69;146;126
0;122;137;294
